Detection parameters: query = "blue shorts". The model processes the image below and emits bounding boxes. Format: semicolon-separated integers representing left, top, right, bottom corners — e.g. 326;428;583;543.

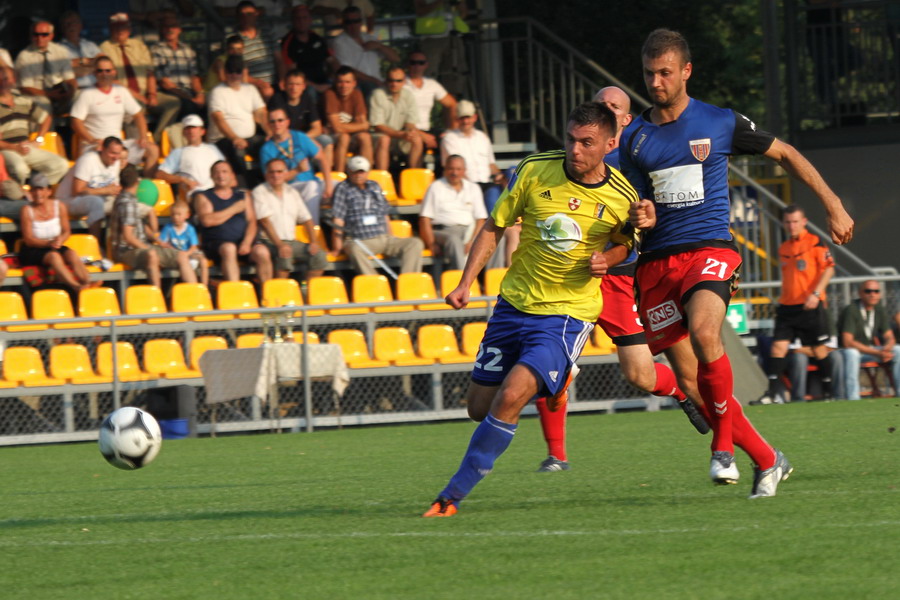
471;298;594;397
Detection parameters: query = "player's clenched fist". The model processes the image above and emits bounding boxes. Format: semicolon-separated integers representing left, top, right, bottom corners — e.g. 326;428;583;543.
629;199;656;230
445;284;471;310
589;251;608;278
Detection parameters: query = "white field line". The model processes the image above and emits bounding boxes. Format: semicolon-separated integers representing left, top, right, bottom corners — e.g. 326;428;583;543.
2;520;900;548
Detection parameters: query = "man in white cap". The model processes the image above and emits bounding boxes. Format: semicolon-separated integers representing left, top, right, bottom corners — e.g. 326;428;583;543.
440;99;505;212
330;155;424;275
156;114;226;198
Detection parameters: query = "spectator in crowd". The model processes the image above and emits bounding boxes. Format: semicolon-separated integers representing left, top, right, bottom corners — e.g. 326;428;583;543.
158;200;209;286
330;155;423;275
18;172;94;292
267;69;334;192
759;205;836;403
254;157;327;280
370;66;424;170
228;0;282;99
195;160;272;282
58;11;101;90
259;107;326;224
440;100;506;212
207;55;270;188
110;165;197;287
14;20;77;117
0;154;29;217
413;0;470;98
405;49;457;151
0;67;69;187
323;66;372;173
0;49;12;74
330;6;399;97
787;342;845;401
838;280;900;400
203;34;250;94
100;12;180;141
279;4;338;94
69;56;160;176
311;0;375;38
151;14;206;124
418;154;486;271
155;114;226;200
56;136;127;240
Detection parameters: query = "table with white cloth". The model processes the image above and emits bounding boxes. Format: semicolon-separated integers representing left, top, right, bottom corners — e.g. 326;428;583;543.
199;343;349;430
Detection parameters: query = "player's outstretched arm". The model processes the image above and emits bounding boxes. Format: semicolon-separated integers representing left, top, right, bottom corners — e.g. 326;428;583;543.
628;199;656;231
764;139;854;245
446;217;505;309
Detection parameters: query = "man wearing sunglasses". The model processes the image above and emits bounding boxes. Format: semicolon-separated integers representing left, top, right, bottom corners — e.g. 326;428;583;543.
404;50;457;151
330;6;399;97
837;281;900;400
369;66;423;171
13;20;76;117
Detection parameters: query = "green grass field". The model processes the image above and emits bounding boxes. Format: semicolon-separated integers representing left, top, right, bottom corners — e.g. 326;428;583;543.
2;399;899;599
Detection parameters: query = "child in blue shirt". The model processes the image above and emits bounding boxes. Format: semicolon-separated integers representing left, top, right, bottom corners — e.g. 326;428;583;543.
159;201;209;285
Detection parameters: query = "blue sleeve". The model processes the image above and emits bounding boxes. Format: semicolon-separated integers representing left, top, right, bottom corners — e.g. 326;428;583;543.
259;142;278;172
159;224;175;243
618;126;650;200
295;131;319;159
187;224;199;247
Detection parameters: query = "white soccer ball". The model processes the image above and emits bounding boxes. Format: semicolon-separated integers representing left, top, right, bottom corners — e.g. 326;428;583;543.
98;407;162;470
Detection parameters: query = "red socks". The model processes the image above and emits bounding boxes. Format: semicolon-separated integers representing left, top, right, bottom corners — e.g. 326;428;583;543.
535;396;567;461
652;362;687;402
698;354;775;469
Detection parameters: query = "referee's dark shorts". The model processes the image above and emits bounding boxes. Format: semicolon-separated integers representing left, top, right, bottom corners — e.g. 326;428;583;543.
773;304;831;346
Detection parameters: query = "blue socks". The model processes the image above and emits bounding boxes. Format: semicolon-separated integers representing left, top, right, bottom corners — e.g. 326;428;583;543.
441;414;518;502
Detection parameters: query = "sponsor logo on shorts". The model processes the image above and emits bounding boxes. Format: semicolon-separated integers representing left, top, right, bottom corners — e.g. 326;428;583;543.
646;300;681;332
690;138;711;162
568;197;582;211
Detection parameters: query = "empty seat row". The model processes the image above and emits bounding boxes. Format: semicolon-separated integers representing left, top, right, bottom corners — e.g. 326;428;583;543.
327;324;484;369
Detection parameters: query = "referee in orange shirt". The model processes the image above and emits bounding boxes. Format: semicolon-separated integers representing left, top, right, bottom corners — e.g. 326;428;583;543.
761;205;836;402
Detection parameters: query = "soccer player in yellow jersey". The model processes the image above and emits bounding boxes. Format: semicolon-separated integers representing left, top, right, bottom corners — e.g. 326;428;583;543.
424;102;637;517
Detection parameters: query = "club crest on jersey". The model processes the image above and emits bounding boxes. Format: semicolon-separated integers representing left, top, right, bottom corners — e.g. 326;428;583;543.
689;138;711;162
568;197;582;211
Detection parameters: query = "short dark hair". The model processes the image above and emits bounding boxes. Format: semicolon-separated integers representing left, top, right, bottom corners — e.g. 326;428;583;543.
642;28;691;65
285;68;306;81
265;158;288;171
120;164;140;189
445;154;466;167
782;205;806;218
342;6;362;18
567;102;617;139
101;136;124;150
236;1;257;13
335;65;355;79
210;159;230;176
225;55;244;74
225;34;243;47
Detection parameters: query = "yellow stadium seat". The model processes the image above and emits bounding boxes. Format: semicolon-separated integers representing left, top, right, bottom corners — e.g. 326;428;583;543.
217;280;260;319
316;171;347;184
152;179;176;217
461;321;487;358
30;131;67;158
236;333;265;348
396;272;448;310
484;267;508;297
143;338;200;379
97;341;152;381
261;277;305;318
32;289;88;329
351;274;403;313
79;286;139;326
189;336;229;370
389;219;412;237
294;224;343;262
368;169;399;203
172;282;231;321
125;284;186;324
307;275;365;315
327;329;390;368
160;128;172;158
440;269;487;308
0;291;44;332
65;234;125;272
417;324;470;364
4;346;64;387
50;344;111;384
373;327;434;366
398;168;434;205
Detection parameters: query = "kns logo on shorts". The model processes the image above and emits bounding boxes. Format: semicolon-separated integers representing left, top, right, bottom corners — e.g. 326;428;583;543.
646;300;681;331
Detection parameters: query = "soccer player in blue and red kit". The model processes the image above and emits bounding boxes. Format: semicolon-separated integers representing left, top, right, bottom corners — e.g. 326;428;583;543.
623;29;854;498
423;102;637;516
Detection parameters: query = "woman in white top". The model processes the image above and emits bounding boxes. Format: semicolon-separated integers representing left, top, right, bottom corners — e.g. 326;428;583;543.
18;173;93;291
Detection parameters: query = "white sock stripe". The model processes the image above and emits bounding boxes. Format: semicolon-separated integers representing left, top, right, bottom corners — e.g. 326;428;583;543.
484;415;516;436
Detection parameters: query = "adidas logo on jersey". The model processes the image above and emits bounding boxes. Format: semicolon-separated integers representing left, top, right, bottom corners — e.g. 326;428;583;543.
539;190;552;200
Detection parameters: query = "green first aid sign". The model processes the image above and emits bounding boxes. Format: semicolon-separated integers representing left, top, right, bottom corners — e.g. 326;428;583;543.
726;303;749;335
